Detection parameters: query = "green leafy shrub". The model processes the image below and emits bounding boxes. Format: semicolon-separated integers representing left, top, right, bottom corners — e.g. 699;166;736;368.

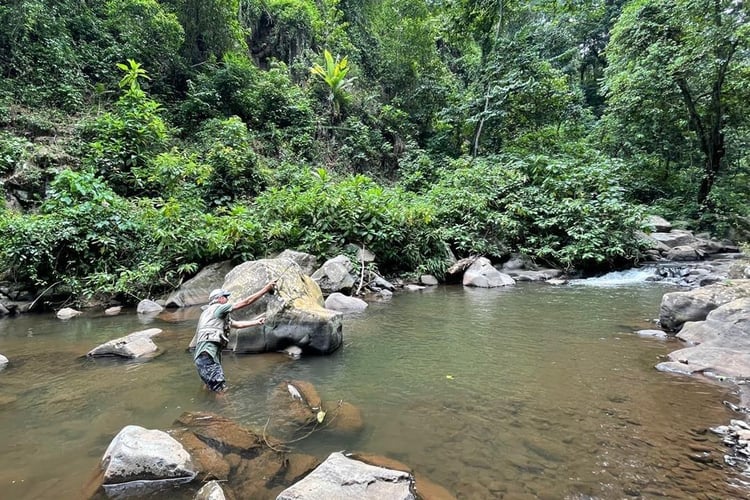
81;71;170;196
397;143;438;193
0;169;150;288
134;149;210;199
338;116;388;173
0;1;87;111
242;61;314;136
0;166;268;301
181;55;313;130
426;153;645;271
514;154;645;270
0;132;33;176
254;169;445;272
426;156;526;259
103;0;184;90
192;116;264;206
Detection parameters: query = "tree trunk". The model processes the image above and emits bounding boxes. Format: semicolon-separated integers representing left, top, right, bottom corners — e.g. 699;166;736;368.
675;57;731;212
674;12;737;211
697;134;724;209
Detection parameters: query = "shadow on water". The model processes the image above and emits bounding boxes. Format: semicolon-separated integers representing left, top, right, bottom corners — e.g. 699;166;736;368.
0;282;748;499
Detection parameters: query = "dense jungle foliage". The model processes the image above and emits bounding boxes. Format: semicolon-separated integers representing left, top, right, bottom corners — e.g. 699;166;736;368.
0;0;748;304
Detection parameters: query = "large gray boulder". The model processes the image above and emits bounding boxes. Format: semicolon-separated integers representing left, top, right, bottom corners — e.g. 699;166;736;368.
87;328;162;359
324;292;368;312
276;451;416;500
665;245;703;261
659;279;750;331
644;215;672;232
165;261;234;308
101;425;196;498
219;258;343;355
656;298;750;378
650;229;699;248
311;255;356;294
463;257;515;287
276;249;319;276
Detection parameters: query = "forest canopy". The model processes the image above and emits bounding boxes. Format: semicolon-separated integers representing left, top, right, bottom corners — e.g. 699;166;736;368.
0;0;748;303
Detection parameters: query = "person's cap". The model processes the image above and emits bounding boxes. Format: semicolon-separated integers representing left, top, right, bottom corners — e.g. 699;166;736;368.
208;288;231;302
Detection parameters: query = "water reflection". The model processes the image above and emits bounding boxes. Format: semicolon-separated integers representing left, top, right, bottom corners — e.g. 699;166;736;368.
0;283;746;499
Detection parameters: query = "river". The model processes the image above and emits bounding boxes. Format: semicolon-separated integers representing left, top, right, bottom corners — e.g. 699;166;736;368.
0;280;747;499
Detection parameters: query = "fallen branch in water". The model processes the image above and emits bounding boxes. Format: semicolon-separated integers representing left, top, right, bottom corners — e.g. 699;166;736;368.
262;417;292;453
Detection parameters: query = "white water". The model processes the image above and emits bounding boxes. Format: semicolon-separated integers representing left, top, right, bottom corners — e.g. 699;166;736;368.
572;267;662;286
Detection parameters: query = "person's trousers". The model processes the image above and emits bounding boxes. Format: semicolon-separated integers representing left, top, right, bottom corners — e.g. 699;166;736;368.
194;352;227;392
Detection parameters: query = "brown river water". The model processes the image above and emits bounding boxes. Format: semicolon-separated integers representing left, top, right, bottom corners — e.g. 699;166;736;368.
0;280;748;499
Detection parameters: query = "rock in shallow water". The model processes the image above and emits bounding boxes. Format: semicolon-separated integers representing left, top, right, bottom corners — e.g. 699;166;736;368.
100;425;196;498
276;451;416;500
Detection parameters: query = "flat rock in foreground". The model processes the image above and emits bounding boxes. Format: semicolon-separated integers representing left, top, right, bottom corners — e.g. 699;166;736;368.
276;451;416;500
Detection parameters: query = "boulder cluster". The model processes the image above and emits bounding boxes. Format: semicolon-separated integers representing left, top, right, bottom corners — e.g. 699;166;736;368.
86;380;452;499
653;279;750;476
638;215;747;288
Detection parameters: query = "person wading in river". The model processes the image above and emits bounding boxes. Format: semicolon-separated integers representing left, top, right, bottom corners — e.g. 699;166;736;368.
193;282;275;393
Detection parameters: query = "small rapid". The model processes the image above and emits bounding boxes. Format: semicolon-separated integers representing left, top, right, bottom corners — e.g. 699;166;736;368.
571;267;662;286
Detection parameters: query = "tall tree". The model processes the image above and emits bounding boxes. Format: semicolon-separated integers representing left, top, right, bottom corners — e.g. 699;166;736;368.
604;0;750;211
439;0;584;155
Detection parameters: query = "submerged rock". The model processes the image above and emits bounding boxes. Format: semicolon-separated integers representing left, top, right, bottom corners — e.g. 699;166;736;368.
169;411;321;499
636;329;668;339
269;380;325;433
267;380;365;439
280;345;303;359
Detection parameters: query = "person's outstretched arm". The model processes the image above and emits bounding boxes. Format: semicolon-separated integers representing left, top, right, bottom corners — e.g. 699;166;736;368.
230;281;275;312
230;316;266;329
